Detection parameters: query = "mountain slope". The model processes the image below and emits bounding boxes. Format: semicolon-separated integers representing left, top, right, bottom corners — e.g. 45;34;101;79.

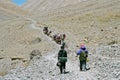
0;0;28;19
34;0;120;48
0;0;30;75
0;0;119;79
22;0;87;12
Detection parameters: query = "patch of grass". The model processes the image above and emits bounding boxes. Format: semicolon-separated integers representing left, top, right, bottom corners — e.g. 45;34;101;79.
97;12;120;23
108;40;118;45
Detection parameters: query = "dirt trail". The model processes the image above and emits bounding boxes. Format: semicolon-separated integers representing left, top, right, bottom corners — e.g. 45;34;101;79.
0;18;97;80
27;18;97;80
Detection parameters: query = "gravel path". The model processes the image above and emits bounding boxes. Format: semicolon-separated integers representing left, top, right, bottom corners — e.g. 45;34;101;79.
0;18;96;80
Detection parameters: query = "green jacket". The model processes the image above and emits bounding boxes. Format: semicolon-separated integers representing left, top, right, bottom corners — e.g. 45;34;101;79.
58;49;67;62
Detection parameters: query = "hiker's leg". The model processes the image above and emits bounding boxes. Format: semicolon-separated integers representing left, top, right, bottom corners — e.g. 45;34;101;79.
60;62;64;74
63;62;66;69
83;60;86;70
63;62;66;73
80;60;83;71
85;60;87;70
85;60;90;70
60;62;63;73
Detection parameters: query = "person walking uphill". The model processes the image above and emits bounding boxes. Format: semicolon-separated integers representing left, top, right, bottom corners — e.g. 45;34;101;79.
76;44;89;71
58;46;67;74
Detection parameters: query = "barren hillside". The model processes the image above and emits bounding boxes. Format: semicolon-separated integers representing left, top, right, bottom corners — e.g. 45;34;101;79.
33;0;120;49
0;0;56;76
0;0;120;80
22;0;87;12
0;0;28;17
0;0;31;76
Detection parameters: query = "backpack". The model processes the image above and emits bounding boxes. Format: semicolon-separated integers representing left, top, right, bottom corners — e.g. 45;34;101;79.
79;50;87;61
58;50;67;62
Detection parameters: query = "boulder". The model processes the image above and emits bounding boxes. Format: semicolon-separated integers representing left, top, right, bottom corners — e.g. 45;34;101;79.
30;49;42;60
0;58;12;76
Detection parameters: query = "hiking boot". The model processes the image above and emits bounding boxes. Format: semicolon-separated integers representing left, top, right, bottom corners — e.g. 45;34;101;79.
63;69;66;74
86;68;90;71
60;72;63;74
63;69;65;73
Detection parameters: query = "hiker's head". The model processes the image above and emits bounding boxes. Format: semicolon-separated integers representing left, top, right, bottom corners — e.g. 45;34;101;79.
62;42;65;46
80;44;86;50
61;46;64;50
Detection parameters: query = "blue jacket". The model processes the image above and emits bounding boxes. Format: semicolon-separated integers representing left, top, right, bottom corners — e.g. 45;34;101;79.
77;47;88;55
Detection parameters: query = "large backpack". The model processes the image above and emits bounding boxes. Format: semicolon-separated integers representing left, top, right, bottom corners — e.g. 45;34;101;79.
79;50;87;61
58;50;67;62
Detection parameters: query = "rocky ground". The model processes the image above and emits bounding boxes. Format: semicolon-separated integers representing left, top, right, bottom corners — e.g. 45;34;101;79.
0;0;120;80
1;40;120;80
90;44;120;80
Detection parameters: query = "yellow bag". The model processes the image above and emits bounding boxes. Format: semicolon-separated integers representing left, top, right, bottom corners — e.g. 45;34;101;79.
86;58;89;62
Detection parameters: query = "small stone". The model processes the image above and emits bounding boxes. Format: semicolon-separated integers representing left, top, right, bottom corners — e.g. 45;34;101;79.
114;27;117;29
27;76;30;78
39;71;43;73
98;58;102;61
49;71;52;73
101;29;104;31
52;74;55;76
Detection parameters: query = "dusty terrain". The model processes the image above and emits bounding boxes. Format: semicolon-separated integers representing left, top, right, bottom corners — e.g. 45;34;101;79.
0;0;120;80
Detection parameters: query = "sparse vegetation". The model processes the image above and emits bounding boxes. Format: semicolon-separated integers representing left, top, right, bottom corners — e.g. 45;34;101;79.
97;12;120;23
108;40;118;45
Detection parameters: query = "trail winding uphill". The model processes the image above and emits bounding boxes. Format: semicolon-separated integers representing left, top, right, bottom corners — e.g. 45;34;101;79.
0;0;120;80
0;16;119;80
0;18;119;80
0;18;97;80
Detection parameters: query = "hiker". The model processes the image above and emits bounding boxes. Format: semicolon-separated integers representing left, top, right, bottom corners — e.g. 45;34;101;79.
47;30;52;36
76;44;88;71
53;33;61;44
60;33;66;42
43;27;48;34
58;46;67;74
61;41;66;48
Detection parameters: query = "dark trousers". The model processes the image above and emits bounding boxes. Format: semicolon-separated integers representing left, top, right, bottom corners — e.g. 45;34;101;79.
80;60;86;71
60;62;66;73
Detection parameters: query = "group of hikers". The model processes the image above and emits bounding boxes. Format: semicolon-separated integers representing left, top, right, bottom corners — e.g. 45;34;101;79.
57;44;90;74
43;27;66;44
43;27;90;74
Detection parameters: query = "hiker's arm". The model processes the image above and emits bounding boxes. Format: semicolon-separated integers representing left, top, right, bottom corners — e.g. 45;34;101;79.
64;51;67;57
85;50;88;57
76;49;81;57
76;53;79;57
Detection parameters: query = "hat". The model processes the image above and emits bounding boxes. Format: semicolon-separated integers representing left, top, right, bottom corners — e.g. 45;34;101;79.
80;44;86;50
